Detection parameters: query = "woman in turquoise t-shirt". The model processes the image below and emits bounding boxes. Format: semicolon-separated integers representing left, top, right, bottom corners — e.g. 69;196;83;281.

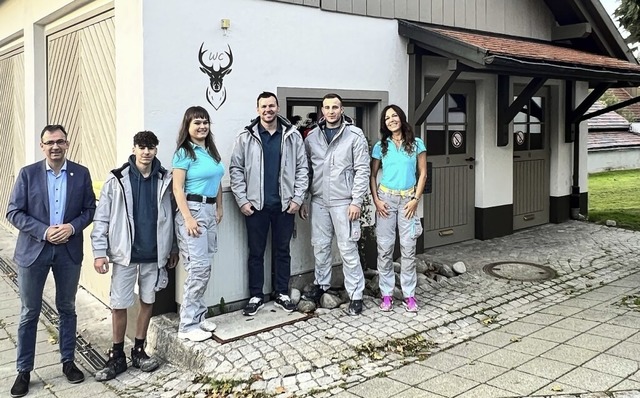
370;105;427;312
172;106;224;342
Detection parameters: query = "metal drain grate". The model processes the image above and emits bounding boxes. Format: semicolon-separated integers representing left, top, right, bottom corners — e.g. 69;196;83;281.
0;257;106;371
483;261;557;282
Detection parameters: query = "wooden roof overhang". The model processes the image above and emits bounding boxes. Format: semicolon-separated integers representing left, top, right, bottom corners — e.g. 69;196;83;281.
399;20;640;146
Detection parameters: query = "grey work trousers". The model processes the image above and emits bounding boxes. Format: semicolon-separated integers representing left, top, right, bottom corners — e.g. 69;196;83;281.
175;201;218;333
310;201;365;300
376;190;423;298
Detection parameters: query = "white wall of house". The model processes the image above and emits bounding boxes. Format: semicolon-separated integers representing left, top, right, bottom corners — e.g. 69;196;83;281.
138;0;407;305
576;82;591;193
588;148;640;173
475;75;513;209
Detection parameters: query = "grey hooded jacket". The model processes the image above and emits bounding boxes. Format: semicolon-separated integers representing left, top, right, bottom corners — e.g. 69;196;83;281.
305;115;370;208
229;115;309;212
91;160;175;267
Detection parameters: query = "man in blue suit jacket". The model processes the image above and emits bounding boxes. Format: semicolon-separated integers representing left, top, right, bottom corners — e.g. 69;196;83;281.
6;124;96;398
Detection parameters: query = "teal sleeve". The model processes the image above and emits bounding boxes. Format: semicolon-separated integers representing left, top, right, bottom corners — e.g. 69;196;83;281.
371;141;382;159
415;138;426;154
172;149;190;170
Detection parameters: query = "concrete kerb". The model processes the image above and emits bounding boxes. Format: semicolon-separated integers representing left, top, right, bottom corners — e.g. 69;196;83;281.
146;221;640;396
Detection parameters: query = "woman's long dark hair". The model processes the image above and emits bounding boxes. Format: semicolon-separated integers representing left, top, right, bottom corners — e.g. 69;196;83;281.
379;104;416;157
175;106;221;162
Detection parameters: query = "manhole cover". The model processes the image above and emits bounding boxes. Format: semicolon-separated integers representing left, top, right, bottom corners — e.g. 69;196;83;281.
483;261;556;281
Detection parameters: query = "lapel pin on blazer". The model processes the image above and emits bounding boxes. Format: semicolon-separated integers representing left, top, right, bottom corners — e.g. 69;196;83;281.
70;172;74;176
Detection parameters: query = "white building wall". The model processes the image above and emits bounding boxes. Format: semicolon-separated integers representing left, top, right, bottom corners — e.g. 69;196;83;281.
139;0;407;305
548;82;573;198
576;81;590;194
474;75;513;209
588;149;640;173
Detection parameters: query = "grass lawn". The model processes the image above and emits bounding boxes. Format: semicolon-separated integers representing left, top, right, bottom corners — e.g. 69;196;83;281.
588;169;640;231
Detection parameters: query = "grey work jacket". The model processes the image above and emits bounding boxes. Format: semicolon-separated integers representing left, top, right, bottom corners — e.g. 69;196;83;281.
229;115;309;212
91;163;175;267
305;116;371;208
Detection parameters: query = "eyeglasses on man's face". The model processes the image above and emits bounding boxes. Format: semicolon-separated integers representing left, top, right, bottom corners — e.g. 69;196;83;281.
42;139;68;146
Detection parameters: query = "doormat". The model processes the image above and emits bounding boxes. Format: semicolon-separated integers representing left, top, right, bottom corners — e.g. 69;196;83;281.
212;301;312;344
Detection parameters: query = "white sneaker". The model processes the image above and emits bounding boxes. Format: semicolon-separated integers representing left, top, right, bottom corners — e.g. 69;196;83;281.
177;328;211;342
199;319;217;332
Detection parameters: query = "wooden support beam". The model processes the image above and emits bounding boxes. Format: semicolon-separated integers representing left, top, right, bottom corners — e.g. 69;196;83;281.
565;80;576;143
497;76;547;146
408;42;422;131
580;94;640;121
411;60;461;127
552;22;592;41
569;83;612;124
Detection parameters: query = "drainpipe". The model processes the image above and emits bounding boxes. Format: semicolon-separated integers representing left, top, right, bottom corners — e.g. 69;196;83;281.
571;121;586;220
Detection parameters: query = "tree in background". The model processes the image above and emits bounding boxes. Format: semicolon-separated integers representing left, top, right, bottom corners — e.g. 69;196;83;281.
614;0;640;43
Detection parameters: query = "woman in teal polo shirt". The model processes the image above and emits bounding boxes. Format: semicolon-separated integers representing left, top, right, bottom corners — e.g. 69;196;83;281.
172;106;224;341
370;105;427;312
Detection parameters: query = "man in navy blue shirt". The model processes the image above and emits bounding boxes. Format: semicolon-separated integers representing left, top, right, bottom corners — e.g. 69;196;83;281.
230;92;308;316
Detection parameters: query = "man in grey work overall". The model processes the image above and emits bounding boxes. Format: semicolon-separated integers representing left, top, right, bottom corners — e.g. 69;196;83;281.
300;93;370;315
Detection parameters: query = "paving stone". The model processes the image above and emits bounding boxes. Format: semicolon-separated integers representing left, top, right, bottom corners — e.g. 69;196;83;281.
516;356;575;379
451;362;508;383
540;343;600;366
583;353;639;377
588;324;638;341
386;363;440;385
504;336;558;356
456;383;518;398
565;333;620;352
629;332;640;345
562;298;603;309
528;326;581;343
606;341;640;361
613;380;640;392
347;377;409;398
498;322;544;336
487;369;551;395
417;373;478;397
539;305;584;317
572;309;619;323
330;392;360;398
444;341;496;360
419;352;470;372
553;318;601;333
520;313;564;326
557;367;622;391
608;314;640;329
478;349;534;369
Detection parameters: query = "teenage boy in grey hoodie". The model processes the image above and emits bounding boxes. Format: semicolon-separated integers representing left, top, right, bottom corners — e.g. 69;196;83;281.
91;131;178;381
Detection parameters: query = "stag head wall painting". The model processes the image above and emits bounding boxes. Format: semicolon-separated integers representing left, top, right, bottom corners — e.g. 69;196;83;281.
198;43;233;110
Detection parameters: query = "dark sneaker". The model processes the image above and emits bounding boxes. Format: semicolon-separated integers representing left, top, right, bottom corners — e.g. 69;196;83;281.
131;346;160;373
274;293;296;312
302;285;327;304
95;349;127;381
62;361;85;384
346;299;363;316
243;297;264;316
10;372;29;398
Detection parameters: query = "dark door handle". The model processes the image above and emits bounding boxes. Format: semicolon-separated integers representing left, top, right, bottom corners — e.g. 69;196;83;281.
465;157;475;162
513;155;521;158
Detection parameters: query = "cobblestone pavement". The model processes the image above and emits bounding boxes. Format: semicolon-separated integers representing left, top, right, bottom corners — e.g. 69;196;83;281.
0;221;639;398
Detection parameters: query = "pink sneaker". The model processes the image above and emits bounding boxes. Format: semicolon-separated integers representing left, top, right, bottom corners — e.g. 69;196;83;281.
404;297;418;312
379;296;393;311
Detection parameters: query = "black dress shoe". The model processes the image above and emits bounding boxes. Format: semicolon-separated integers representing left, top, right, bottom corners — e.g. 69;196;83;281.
10;372;29;398
62;361;85;384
